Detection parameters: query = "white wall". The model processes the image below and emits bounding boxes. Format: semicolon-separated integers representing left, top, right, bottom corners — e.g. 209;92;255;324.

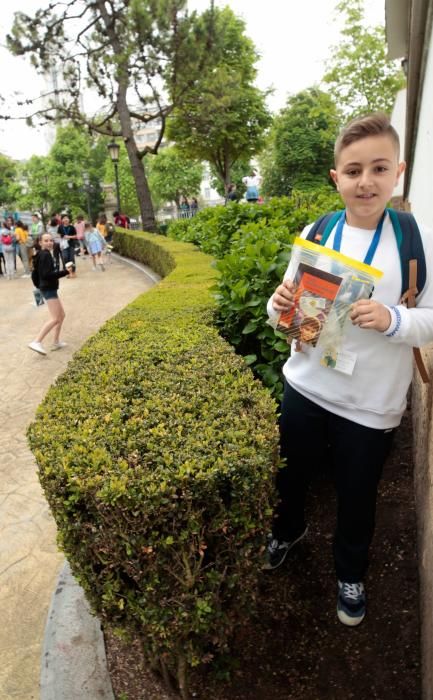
200;164;224;207
390;88;407;198
408;22;433;231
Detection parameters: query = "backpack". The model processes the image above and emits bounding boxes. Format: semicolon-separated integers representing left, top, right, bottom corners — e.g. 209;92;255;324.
306;208;429;382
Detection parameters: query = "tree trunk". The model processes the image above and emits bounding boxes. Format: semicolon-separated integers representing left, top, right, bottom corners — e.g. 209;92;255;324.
223;143;231;190
177;653;190;700
160;659;175;694
214;152;231;192
96;0;157;233
116;88;157;232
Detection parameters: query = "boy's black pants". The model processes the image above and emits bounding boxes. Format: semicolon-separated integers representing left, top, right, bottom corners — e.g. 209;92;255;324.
273;382;395;583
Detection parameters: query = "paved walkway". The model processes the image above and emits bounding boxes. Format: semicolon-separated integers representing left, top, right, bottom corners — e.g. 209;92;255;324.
0;252;155;699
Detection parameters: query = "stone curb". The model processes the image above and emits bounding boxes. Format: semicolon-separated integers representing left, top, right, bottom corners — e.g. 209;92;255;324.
40;562;115;700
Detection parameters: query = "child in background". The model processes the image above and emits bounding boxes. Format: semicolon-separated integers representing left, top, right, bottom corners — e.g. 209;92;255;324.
263;112;433;627
84;221;106;271
242;169;262;203
1;225;15;279
14;220;31;277
4;216;18;272
96;213;108;239
0;236;4;276
75;214;86;256
113;210;129;229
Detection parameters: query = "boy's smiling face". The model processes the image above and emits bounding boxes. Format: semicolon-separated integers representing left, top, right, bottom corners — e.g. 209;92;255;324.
330;134;405;229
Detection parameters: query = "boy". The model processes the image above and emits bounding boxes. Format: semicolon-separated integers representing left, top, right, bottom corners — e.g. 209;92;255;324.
113;210;130;229
263;113;433;626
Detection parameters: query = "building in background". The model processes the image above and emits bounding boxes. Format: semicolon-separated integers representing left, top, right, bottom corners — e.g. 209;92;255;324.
133;115;164;151
199;164;224;208
385;0;433;229
385;4;433;700
132;116;223;221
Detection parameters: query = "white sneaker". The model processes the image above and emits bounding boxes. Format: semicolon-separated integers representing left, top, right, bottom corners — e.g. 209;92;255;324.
28;341;47;355
51;341;67;351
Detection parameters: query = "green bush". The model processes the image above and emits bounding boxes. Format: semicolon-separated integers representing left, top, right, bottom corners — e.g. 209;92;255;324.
170;190;343;398
167;197;303;259
168;190;342;260
214;221;294;399
28;230;279;699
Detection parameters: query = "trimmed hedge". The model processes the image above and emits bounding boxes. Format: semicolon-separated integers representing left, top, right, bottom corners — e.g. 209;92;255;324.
28;230;279;698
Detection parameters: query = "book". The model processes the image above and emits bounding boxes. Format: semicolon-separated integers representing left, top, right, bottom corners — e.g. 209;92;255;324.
276;262;343;347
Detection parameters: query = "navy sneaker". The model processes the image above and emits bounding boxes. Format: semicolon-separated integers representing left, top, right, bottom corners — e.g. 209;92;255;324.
337;580;366;626
262;527;308;571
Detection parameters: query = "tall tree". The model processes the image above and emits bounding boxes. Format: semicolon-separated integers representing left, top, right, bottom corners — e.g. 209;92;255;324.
17;125;105;220
209;158;250;199
322;0;405;119
106;146;203;215
146;147;203;209
5;1;215;232
0;154;21;211
167;7;271;190
260;88;341;196
47;125;105;217
16;155;52;221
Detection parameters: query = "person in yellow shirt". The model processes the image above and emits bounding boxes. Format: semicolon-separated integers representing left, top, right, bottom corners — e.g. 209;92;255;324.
96;214;108;238
14;221;31;276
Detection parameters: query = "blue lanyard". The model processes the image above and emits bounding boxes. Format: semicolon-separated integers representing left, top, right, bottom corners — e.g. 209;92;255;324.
333;209;386;265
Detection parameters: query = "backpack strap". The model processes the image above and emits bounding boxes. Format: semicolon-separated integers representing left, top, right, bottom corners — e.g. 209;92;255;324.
306;211;343;245
387;208;426;298
405;259;430;383
308;208;429;383
388;209;429;383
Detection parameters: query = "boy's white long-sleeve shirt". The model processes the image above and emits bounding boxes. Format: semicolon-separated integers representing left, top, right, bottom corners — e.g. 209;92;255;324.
267;213;433;429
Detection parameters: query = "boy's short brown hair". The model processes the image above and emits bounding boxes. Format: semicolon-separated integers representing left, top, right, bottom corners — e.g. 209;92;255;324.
334;112;400;164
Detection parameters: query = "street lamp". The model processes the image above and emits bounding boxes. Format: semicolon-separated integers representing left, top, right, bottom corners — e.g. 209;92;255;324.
107;140;121;213
82;172;92;221
64;181;74;215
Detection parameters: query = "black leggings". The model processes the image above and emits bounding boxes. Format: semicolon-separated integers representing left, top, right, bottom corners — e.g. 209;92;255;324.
273;382;395;582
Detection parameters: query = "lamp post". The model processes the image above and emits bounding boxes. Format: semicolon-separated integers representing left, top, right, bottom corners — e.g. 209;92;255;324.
107;140;121;213
82;172;92;221
65;181;74;216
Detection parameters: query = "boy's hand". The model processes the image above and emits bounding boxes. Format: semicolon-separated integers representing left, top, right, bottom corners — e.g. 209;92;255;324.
350;299;391;332
272;280;296;312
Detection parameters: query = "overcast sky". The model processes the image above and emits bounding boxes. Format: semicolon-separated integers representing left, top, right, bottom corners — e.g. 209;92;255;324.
0;0;386;161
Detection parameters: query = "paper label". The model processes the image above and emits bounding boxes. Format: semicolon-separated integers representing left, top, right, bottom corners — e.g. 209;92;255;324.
320;349;357;375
